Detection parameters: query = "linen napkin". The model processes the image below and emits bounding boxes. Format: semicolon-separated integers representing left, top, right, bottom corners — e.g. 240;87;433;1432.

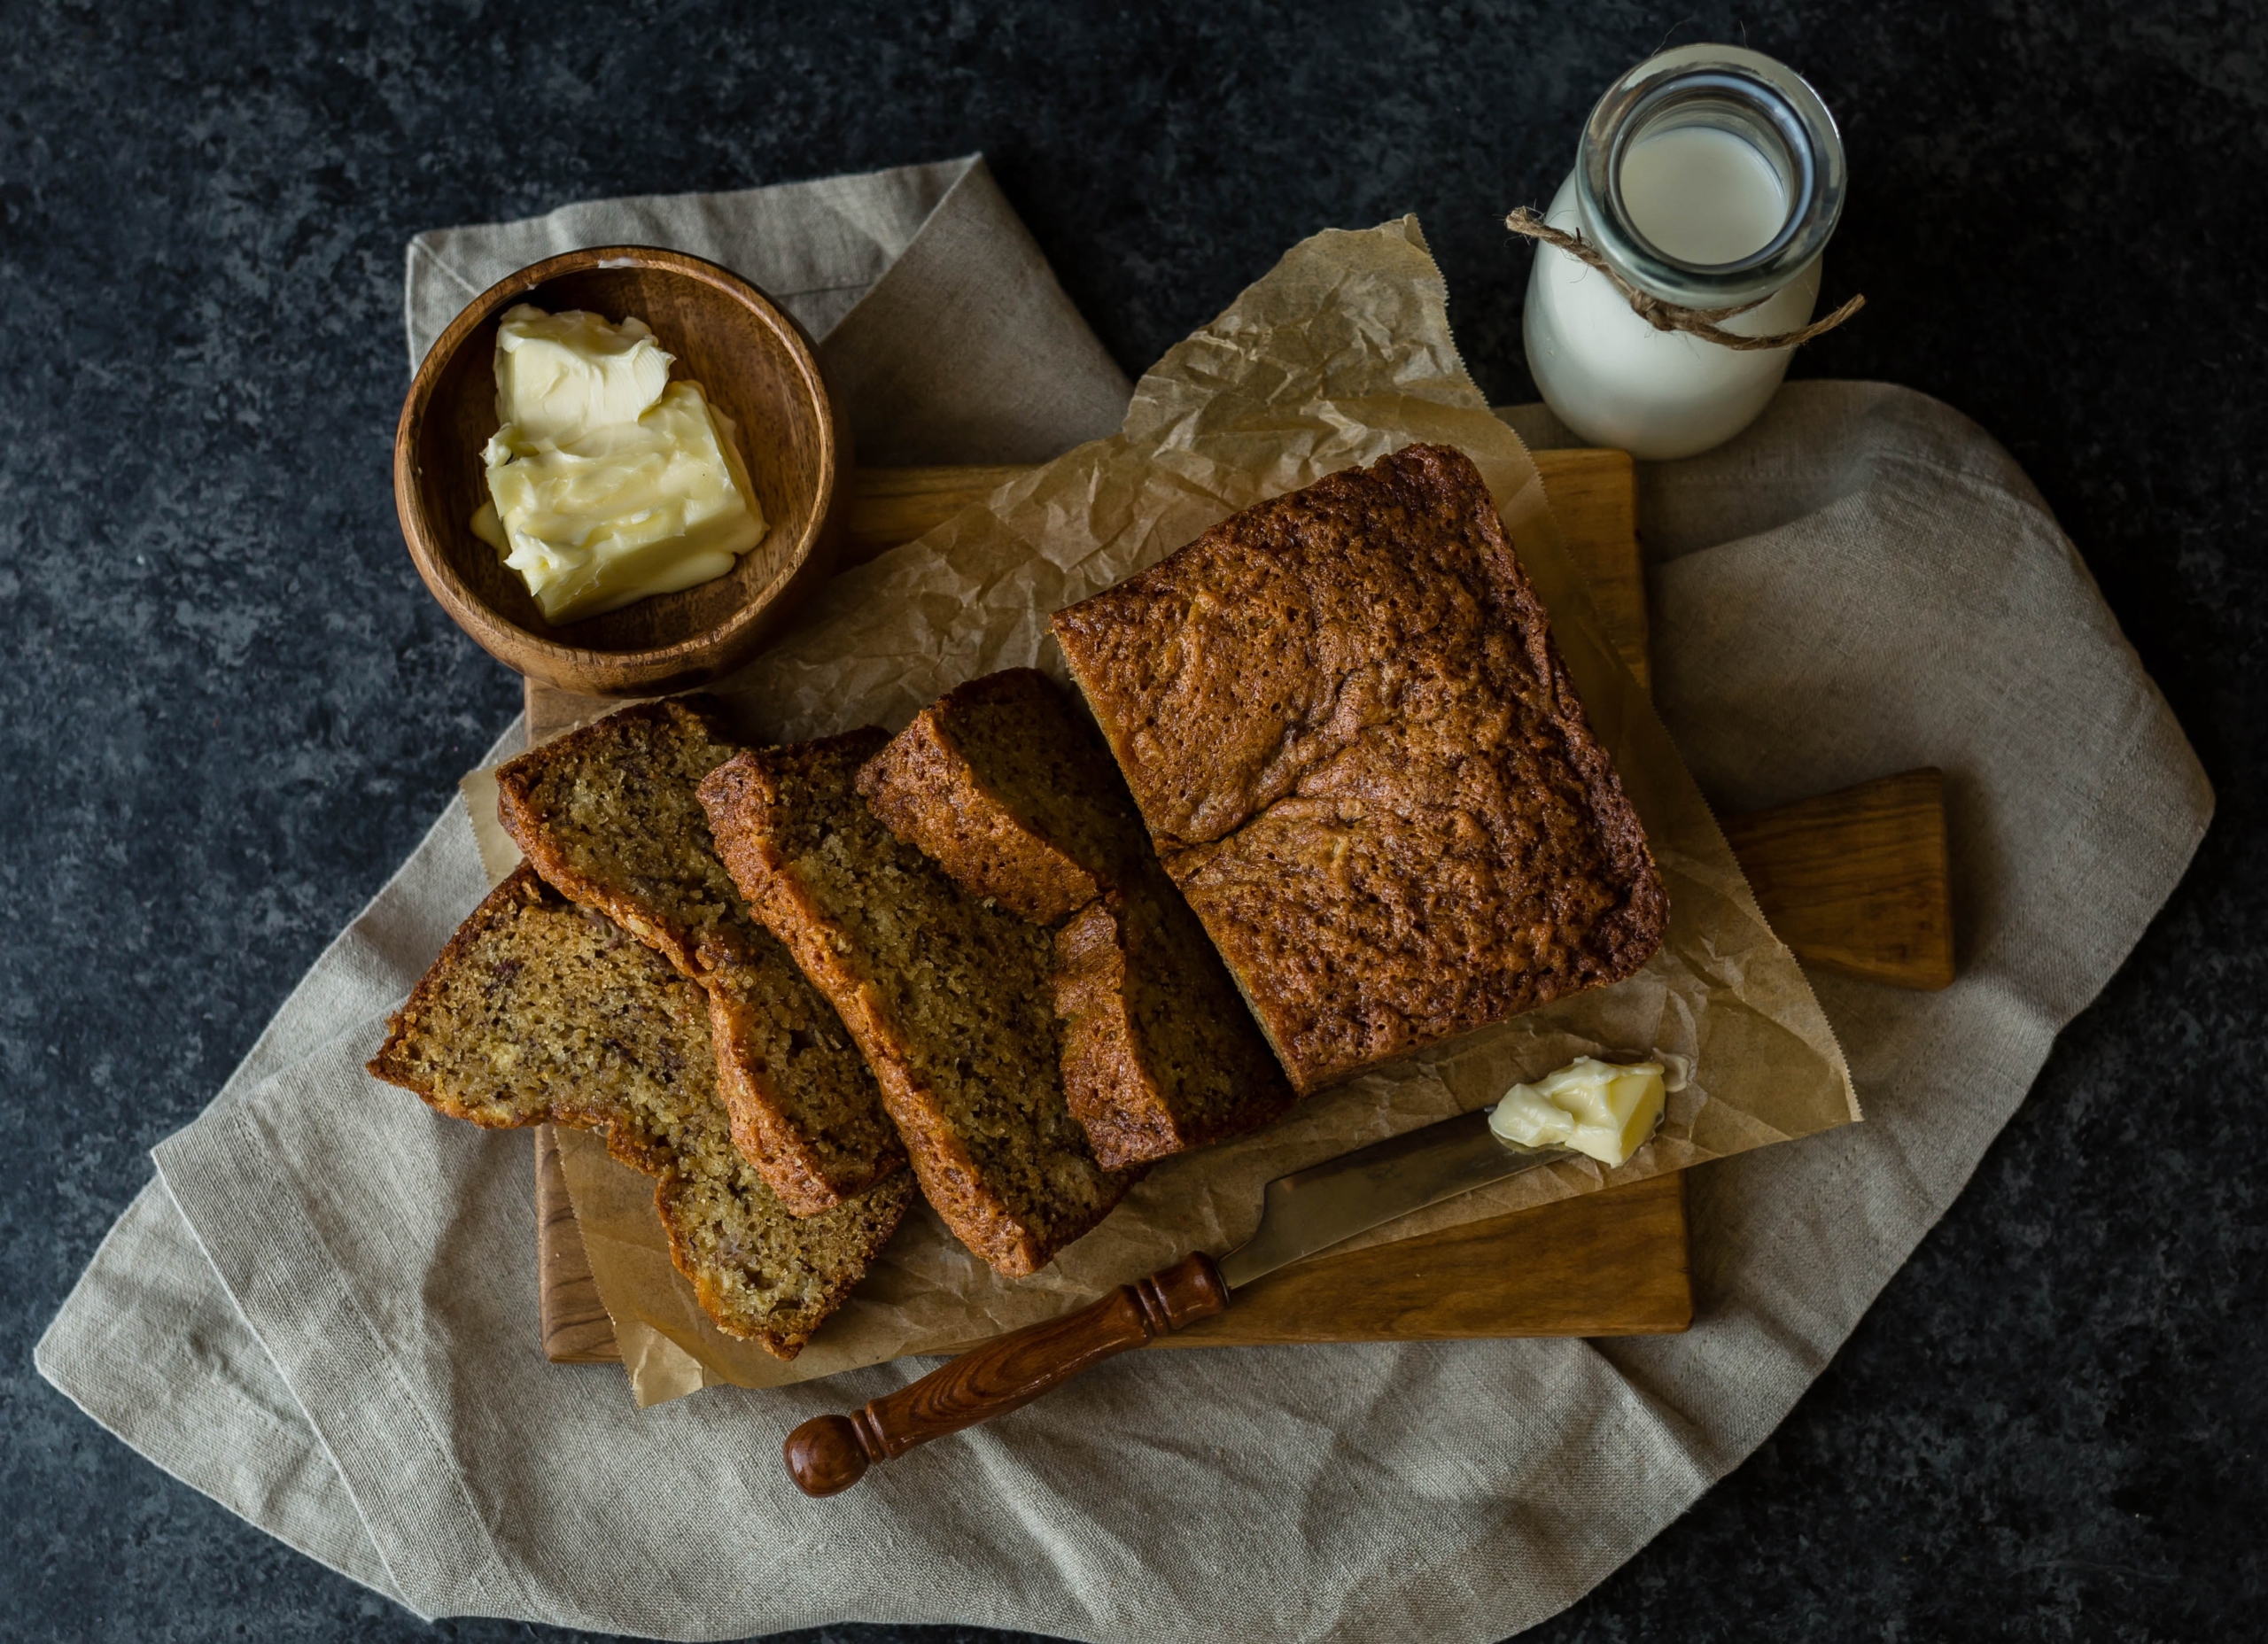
37;154;2210;1642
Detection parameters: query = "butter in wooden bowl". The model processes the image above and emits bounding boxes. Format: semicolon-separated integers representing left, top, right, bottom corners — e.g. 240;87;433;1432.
470;305;767;624
1487;1056;1667;1167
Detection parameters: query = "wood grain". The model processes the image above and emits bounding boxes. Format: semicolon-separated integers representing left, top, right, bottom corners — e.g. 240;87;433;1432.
534;1123;622;1364
1159;1169;1689;1345
822;446;1651;680
397;246;851;696
843;463;1029;567
1720;767;1956;991
1533;446;1648;688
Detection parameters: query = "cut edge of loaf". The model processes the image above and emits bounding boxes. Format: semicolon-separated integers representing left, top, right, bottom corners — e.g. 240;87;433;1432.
1052;860;1301;1167
859;668;1301;1167
855;712;1096;925
1051;897;1178;1167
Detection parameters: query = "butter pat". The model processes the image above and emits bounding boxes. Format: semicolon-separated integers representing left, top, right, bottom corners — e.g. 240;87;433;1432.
471;304;765;624
1487;1057;1666;1167
493;306;673;444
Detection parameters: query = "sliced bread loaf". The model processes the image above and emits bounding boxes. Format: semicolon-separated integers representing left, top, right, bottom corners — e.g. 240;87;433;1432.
493;699;901;1214
698;731;1135;1277
369;866;913;1358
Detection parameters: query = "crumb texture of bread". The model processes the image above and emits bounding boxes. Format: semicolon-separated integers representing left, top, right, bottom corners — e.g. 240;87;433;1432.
367;866;913;1359
494;698;757;973
700;732;1136;1276
1050;444;1668;1091
493;698;902;1213
855;668;1150;926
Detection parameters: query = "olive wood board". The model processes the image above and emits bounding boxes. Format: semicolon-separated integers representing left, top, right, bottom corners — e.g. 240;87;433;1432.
520;447;1951;1365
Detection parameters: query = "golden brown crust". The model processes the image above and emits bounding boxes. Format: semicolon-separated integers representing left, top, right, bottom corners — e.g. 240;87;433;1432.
700;733;1136;1277
368;866;913;1357
1051;899;1177;1167
1051;444;1667;1092
854;669;1146;926
493;698;903;1213
1049;858;1300;1169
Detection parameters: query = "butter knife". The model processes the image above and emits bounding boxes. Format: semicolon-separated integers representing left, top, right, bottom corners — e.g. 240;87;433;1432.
783;1108;1573;1496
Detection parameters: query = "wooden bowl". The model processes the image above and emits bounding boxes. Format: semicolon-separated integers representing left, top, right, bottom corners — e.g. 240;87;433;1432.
394;246;850;696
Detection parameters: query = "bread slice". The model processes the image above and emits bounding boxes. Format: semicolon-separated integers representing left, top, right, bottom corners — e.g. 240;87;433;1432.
493;699;901;1214
369;867;913;1358
1051;854;1298;1167
853;668;1148;925
698;731;1135;1276
859;668;1296;1168
1052;444;1667;1092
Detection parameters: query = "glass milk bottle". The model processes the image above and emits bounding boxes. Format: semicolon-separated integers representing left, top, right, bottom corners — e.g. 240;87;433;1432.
1523;45;1848;460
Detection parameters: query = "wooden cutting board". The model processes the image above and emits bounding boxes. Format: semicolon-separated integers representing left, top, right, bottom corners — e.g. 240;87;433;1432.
524;446;1953;1364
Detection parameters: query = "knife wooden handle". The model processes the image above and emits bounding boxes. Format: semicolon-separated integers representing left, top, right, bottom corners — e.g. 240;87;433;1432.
783;1252;1229;1496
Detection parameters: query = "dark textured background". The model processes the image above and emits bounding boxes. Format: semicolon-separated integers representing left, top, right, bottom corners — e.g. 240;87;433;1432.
4;2;2262;1640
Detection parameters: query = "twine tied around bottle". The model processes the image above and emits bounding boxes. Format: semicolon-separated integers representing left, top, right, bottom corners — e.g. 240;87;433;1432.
1505;206;1864;352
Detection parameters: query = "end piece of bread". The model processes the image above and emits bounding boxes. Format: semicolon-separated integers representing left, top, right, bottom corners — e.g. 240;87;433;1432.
698;731;1136;1277
493;698;902;1214
860;668;1297;1168
1052;854;1298;1168
854;668;1148;925
1051;444;1667;1091
369;866;913;1359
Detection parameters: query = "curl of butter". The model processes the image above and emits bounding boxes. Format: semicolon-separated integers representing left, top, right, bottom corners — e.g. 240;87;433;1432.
470;305;766;625
1487;1057;1666;1167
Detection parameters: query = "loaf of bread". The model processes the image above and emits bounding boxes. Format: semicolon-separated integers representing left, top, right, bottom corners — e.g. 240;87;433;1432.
1051;444;1667;1092
698;731;1135;1276
494;700;902;1214
369;866;913;1358
858;669;1295;1168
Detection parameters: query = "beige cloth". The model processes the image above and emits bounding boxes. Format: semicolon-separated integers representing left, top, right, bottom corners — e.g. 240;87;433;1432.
403;154;1130;463
36;157;2210;1641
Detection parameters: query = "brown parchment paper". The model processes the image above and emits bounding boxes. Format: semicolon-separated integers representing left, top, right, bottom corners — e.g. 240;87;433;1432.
538;217;1855;1401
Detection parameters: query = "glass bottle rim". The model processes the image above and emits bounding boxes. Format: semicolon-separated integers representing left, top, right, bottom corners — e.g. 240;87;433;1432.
1574;44;1846;309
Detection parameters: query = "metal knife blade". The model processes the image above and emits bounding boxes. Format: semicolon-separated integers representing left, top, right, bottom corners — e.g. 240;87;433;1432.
1215;1108;1573;1290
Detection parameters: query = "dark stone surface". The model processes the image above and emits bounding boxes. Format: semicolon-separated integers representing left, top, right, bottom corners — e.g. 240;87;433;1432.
2;2;2261;1640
